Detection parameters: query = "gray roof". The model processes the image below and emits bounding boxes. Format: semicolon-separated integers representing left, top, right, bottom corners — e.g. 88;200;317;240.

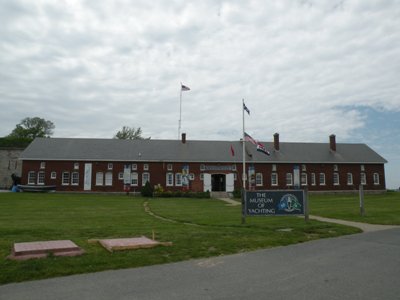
20;137;387;164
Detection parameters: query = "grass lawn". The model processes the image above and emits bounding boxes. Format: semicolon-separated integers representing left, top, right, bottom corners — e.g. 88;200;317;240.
0;192;360;284
309;191;400;225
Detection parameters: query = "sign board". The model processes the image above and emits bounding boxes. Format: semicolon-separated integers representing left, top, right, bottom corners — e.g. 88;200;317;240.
245;190;305;216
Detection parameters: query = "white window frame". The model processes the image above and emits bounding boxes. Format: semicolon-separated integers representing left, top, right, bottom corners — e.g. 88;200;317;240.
361;164;365;171
272;164;277;171
301;173;307;186
50;171;57;179
37;171;45;185
232;165;237;171
28;171;36;185
234;173;237;181
62;172;70;185
118;172;124;180
107;163;113;170
271;173;278;186
200;173;204;180
311;173;316;186
142;172;150;186
74;163;79;170
333;172;340;186
373;173;379;185
143;164;149;171
105;172;113;186
319;173;326;186
256;173;263;186
189;173;195;180
40;162;46;169
166;173;174;186
167;164;173;171
132;164;137;171
333;164;338;171
71;172;79;186
286;173;293;186
200;164;205;171
175;173;182;186
96;172;104;186
361;172;367;185
347;173;353;185
301;164;306;171
131;172;138;186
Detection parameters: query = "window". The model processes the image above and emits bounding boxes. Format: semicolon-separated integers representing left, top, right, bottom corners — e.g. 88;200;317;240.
175;173;182;186
132;164;137;171
301;173;307;186
142;172;150;186
37;171;45;185
118;172;124;180
301;164;307;171
51;172;57;179
105;172;113;186
108;163;113;170
28;171;36;184
256;173;263;186
347;173;353;185
311;173;316;186
74;163;79;170
40;162;46;169
167;164;173;171
333;164;338;171
96;172;103;186
200;164;205;171
166;173;174;186
271;173;278;186
71;172;79;185
272;164;277;171
131;172;138;186
361;173;366;185
234;173;237;180
286;173;293;186
373;173;379;185
361;165;365;171
232;165;237;171
189;173;195;180
62;172;70;185
144;164;149;171
319;173;326;185
200;173;204;180
333;173;339;185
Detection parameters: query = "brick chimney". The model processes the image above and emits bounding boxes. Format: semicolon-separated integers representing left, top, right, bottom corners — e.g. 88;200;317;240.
181;133;186;144
274;133;280;151
329;134;336;152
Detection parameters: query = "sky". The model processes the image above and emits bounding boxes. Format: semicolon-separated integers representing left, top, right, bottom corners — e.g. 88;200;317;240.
0;0;399;188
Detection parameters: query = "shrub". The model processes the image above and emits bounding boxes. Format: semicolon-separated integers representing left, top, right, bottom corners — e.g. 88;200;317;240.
141;181;154;197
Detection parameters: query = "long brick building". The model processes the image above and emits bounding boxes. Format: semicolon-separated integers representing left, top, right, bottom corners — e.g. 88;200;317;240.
19;133;387;193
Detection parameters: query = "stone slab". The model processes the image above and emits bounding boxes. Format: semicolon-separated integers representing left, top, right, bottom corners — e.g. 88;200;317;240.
8;240;84;260
99;236;165;252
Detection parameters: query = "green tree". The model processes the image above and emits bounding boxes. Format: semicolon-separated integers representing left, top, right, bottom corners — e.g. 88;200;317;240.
114;126;149;140
8;117;55;140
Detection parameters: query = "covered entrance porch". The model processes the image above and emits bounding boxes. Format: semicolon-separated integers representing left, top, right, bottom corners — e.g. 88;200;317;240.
203;173;234;192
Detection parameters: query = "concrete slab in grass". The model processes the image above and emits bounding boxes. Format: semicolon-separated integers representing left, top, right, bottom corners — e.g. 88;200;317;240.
98;236;172;252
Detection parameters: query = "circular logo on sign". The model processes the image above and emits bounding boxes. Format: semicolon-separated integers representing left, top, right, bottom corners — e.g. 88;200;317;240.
278;194;302;213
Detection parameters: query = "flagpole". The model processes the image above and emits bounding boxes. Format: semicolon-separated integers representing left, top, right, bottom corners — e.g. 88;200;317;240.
178;83;182;139
242;99;246;190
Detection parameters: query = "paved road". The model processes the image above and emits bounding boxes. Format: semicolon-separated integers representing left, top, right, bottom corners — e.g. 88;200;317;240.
1;228;400;300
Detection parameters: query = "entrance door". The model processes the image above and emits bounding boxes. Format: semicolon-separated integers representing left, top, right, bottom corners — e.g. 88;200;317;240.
211;174;226;191
84;163;92;191
203;174;211;192
226;173;234;192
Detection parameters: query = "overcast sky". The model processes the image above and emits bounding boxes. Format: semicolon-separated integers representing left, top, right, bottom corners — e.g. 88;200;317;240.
1;0;399;188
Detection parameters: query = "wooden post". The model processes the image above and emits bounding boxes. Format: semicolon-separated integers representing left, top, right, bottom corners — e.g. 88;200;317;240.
304;188;309;222
359;184;365;216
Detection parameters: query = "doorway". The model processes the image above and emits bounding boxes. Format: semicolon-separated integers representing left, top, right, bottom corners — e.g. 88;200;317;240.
211;174;226;192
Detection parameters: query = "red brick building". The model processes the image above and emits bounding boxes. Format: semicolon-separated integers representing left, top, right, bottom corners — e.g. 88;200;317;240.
19;133;387;193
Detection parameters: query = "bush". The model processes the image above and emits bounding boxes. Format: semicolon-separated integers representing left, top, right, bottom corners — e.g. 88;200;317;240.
141;181;154;197
232;189;242;199
154;190;210;198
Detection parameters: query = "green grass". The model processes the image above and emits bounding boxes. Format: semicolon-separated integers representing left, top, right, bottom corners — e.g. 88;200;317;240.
309;191;400;225
0;193;360;284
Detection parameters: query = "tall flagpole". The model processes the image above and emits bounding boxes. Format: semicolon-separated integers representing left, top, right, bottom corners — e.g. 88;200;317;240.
242;99;246;190
178;83;183;139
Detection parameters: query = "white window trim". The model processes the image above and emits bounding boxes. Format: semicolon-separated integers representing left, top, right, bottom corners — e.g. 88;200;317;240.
286;173;293;186
62;172;70;186
347;173;353;185
118;172;124;180
301;173;308;186
256;173;263;186
132;164;137;171
373;173;380;185
200;164;205;171
37;171;45;185
166;173;174;186
272;164;277;171
71;172;79;186
105;172;113;186
200;173;204;180
107;163;113;170
319;173;326;186
50;172;57;179
40;162;46;169
271;173;278;186
74;163;79;170
142;172;150;186
175;173;182;186
333;173;340;186
96;172;104;186
167;164;173;171
333;164;338;171
143;164;149;171
131;172;138;186
189;173;195;180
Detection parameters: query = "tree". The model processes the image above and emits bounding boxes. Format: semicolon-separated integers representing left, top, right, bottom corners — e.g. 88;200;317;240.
8;117;55;140
114;126;149;140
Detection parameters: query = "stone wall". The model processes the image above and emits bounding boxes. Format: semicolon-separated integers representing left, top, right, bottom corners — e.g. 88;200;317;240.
0;148;24;189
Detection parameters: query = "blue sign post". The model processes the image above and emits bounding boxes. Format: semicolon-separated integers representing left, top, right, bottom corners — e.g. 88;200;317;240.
243;190;308;222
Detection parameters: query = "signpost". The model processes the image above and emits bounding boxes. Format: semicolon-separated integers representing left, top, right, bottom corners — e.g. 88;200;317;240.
242;190;308;223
